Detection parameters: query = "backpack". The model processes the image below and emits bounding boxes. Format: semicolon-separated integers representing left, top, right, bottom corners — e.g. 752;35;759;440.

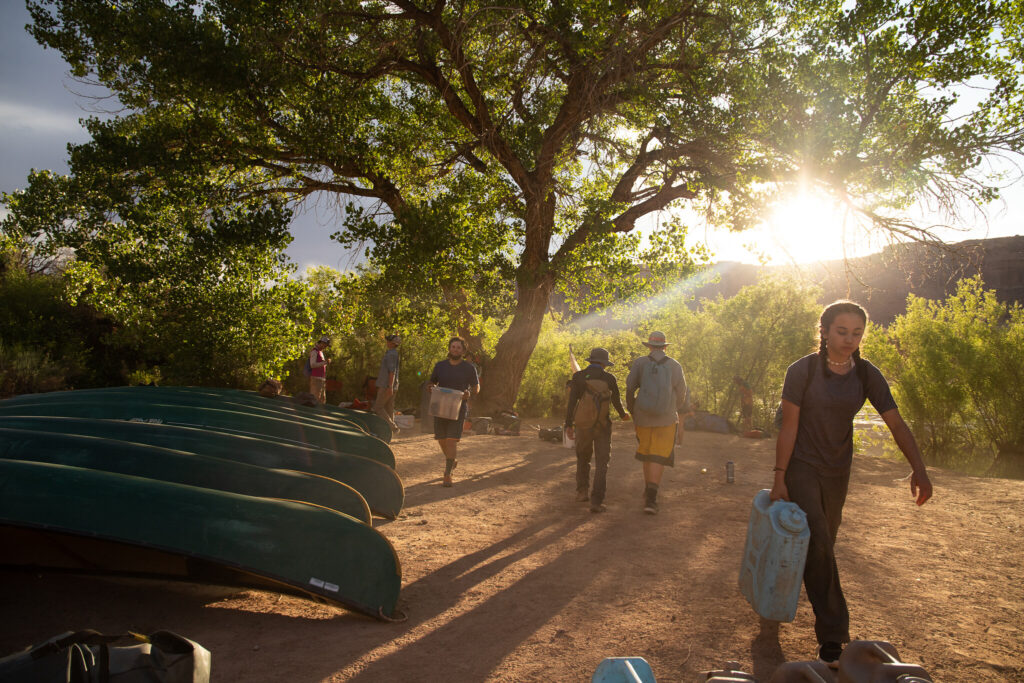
573;377;612;429
773;354;868;430
303;353;313;377
634;355;675;414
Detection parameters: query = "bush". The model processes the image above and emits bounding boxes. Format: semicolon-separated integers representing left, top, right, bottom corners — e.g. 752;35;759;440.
649;275;821;430
516;319;640;418
0;341;71;397
865;277;1024;476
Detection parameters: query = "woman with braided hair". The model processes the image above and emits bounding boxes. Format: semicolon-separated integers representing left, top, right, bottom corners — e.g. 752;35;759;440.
770;300;933;667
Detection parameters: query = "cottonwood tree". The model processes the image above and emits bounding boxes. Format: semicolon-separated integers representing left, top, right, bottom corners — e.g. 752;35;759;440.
19;0;1024;411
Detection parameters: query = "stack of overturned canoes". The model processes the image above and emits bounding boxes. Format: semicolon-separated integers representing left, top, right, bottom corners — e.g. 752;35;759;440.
0;386;403;620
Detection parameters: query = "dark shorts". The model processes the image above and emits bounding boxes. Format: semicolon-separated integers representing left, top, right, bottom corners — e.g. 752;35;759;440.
434;416;465;440
741;403;753;419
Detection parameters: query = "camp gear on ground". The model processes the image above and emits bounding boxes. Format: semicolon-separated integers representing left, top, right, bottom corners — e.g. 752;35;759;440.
591;657;656;683
0;630;211;683
538;426;563;443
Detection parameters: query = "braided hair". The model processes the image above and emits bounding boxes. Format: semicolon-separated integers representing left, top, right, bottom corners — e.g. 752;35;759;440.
818;300;868;372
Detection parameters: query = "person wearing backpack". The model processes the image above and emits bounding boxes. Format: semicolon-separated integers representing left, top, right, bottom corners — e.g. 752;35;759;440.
626;331;689;515
564;348;629;513
770;300;933;668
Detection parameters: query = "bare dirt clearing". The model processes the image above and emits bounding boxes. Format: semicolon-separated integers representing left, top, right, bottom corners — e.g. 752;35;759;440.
2;422;1022;681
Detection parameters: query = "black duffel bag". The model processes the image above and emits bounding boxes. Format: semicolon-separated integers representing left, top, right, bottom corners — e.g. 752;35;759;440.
0;629;211;683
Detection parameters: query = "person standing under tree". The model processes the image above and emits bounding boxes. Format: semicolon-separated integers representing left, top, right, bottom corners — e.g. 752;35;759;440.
374;333;401;434
429;337;480;487
626;331;689;515
564;348;629;513
770;300;933;668
308;335;331;404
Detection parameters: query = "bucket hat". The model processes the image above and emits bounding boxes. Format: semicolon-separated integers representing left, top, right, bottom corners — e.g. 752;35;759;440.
643;331;670;348
586;347;613;367
318;335;331;345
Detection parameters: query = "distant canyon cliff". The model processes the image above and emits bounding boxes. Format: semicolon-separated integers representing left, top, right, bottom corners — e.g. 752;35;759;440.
690;235;1024;325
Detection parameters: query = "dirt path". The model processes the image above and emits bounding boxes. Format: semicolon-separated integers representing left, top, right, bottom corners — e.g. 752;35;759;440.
2;421;1022;681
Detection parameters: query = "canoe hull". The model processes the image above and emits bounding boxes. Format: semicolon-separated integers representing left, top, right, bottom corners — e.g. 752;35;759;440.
0;398;395;468
0;416;403;518
0;427;373;524
0;459;401;618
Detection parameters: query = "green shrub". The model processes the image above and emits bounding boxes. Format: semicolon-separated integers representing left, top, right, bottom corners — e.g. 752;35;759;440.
0;341;70;397
865;277;1024;476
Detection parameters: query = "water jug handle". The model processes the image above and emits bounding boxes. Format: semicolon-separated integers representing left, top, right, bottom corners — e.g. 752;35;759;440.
776;504;807;533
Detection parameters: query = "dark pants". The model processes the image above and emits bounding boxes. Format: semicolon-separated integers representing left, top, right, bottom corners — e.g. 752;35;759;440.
785;458;851;645
575;422;611;504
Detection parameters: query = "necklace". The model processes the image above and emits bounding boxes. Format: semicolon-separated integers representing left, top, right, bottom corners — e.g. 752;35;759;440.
827;356;853;369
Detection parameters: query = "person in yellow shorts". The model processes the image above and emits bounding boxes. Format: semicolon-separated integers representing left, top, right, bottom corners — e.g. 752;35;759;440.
626;331;689;514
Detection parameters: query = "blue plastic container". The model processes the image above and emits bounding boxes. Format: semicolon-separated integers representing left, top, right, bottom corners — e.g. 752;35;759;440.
738;489;810;622
591;657;656;683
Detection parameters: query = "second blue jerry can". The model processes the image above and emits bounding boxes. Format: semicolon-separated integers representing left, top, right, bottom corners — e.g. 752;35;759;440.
738;488;810;622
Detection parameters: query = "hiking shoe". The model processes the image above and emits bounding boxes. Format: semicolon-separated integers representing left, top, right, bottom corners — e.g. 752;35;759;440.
817;642;842;668
589;502;607;513
643;489;658;514
575;489;590;503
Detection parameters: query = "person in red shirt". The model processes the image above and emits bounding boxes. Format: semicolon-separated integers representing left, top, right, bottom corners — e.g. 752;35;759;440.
308;335;331;403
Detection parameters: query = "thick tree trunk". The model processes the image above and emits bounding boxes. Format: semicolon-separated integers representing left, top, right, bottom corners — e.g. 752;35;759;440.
473;280;553;415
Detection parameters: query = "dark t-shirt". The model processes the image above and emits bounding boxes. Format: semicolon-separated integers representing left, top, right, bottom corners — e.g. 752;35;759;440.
782;353;897;475
429;359;479;421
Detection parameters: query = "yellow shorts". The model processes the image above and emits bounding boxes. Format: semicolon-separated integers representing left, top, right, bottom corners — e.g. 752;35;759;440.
634;424;676;466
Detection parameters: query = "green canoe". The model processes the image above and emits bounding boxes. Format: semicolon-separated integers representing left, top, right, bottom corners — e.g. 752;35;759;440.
4;386;374;438
0;397;395;469
0;459;401;619
144;387;392;442
0;428;372;525
6;386;393;442
0;416;404;519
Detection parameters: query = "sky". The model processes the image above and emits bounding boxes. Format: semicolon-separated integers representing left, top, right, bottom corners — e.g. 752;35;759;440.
2;2;1020;274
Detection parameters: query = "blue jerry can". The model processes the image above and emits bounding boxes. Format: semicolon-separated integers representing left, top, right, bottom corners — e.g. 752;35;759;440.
591;657;656;683
738;489;810;622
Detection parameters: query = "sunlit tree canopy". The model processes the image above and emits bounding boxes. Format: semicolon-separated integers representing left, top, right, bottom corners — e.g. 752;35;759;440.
8;0;1023;410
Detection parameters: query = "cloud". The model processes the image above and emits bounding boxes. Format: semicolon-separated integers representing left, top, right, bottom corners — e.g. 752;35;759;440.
0;101;86;136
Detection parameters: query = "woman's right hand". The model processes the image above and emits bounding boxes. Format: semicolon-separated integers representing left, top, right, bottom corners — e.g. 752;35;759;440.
769;474;789;502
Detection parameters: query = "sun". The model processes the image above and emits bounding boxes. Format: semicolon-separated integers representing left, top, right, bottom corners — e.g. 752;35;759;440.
697;191;885;266
760;192;863;265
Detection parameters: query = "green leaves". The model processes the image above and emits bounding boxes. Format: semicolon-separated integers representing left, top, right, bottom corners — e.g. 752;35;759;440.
13;0;1024;409
867;276;1024;473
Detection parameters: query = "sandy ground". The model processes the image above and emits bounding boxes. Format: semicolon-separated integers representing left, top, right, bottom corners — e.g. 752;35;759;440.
1;420;1022;681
